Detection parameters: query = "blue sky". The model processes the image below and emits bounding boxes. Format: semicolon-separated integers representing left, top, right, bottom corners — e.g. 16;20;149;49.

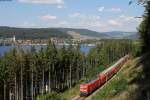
0;0;144;32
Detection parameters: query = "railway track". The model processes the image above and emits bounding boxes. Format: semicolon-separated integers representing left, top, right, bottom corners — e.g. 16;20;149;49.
72;74;120;100
72;96;86;100
72;74;117;100
72;59;130;100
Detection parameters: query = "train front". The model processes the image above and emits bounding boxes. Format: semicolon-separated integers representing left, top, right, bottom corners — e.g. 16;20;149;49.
80;84;89;96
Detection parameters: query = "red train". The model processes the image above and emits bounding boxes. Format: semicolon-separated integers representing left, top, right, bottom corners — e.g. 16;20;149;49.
80;55;130;97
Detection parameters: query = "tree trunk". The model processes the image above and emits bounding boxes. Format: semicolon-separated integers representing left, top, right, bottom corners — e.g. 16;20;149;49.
31;70;34;100
25;75;28;100
16;80;18;100
69;64;72;88
21;64;23;100
4;80;6;100
15;75;18;100
35;72;38;99
48;65;51;93
9;89;12;100
42;68;44;94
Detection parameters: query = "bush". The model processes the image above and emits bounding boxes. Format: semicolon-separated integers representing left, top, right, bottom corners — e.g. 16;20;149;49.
37;93;66;100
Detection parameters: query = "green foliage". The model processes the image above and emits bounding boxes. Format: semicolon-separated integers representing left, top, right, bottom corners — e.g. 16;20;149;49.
138;1;150;53
37;93;65;100
60;83;81;100
92;67;128;100
0;27;72;39
0;39;138;100
92;53;150;100
87;40;134;66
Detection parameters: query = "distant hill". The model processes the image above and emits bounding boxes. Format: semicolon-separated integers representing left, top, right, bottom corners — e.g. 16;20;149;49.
59;29;139;40
0;26;72;39
103;31;124;38
0;26;139;40
123;33;140;40
58;28;110;39
103;31;138;39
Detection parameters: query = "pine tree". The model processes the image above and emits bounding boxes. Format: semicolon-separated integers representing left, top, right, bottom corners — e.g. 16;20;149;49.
138;1;150;53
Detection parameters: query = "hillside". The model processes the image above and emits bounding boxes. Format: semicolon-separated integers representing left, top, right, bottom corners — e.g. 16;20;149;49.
0;26;138;40
58;28;110;39
58;28;139;40
124;34;140;40
103;31;138;39
0;26;72;39
92;53;150;100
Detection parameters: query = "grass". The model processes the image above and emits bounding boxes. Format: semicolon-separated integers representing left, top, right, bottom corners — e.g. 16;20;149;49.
92;62;128;100
92;53;150;100
60;82;81;100
37;54;150;100
37;93;65;100
60;65;108;99
60;64;114;100
36;64;107;100
36;62;118;100
36;82;81;100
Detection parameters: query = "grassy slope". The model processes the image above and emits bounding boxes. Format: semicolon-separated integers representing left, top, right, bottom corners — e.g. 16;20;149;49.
36;62;118;100
36;65;106;100
60;83;80;100
37;83;80;100
92;54;150;100
59;66;106;100
37;54;150;100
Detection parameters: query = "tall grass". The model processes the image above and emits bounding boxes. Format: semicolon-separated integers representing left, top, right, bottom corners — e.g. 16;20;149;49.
92;65;128;100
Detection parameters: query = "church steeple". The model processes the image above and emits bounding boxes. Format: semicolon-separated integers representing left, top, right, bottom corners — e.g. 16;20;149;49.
13;35;16;42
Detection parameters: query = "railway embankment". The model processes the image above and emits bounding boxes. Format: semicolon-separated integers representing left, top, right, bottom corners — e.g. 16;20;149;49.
38;54;150;100
91;53;150;100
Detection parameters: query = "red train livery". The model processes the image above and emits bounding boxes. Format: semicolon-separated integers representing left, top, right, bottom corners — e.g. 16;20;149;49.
80;55;130;97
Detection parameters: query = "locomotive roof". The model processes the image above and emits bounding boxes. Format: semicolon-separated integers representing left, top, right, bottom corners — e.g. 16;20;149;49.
82;77;99;84
87;78;99;84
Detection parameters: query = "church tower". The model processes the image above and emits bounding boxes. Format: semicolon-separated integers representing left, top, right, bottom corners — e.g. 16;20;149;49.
13;35;16;42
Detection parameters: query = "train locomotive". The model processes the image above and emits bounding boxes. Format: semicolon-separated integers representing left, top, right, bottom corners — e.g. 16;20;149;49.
80;55;130;97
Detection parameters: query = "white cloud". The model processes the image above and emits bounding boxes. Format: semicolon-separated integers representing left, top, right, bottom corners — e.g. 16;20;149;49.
67;14;104;31
59;21;68;26
38;13;141;32
108;15;138;26
39;15;57;21
65;13;139;31
57;5;63;8
18;0;64;4
68;12;82;18
108;7;122;12
98;7;122;13
98;7;105;12
108;20;122;26
103;14;142;31
119;15;135;21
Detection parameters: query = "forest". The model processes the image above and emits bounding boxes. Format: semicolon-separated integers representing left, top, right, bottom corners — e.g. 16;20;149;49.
90;1;150;99
0;0;150;99
0;39;138;100
0;27;72;39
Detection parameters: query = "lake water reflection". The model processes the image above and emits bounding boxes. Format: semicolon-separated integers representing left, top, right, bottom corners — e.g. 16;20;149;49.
0;45;95;56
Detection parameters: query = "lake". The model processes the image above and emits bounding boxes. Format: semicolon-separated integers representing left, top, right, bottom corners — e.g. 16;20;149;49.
0;44;95;56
